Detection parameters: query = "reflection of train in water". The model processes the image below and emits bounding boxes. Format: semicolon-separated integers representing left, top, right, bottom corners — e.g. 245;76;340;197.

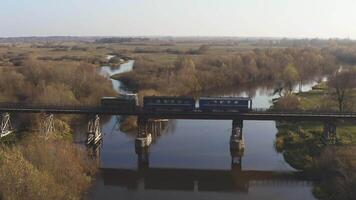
101;95;252;112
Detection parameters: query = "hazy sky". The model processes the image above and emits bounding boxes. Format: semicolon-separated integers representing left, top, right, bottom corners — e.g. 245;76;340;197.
1;0;356;38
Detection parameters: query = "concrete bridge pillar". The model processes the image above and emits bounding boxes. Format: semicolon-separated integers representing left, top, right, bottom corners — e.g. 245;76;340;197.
136;146;150;170
0;112;14;138
323;121;337;145
87;115;102;145
230;119;244;149
136;117;152;148
230;119;244;169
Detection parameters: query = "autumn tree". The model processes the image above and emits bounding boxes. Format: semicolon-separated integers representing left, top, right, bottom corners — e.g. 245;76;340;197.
274;64;300;96
328;69;356;111
172;57;201;94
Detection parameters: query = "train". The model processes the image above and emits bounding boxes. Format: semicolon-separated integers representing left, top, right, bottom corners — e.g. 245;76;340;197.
143;96;196;111
101;95;252;112
101;94;138;110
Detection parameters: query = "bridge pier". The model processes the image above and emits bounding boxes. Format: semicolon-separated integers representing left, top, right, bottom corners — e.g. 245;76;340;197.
323;121;337;145
135;117;152;148
87;115;102;146
230;119;244;152
0;113;14;138
136;146;150;170
147;119;168;137
41;113;54;139
230;119;244;169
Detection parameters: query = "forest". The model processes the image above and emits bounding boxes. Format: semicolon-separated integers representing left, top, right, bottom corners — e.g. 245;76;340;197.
0;44;116;199
115;47;337;96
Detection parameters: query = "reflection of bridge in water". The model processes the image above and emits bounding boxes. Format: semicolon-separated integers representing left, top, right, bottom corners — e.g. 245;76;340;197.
127;119;311;193
101;166;311;193
90;116;315;195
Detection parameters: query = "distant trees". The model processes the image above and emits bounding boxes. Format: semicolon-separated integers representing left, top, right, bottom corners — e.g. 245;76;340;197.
281;64;300;94
96;37;149;43
187;45;210;55
273;63;299;97
0;58;116;105
328;69;356;111
172;57;201;94
330;47;356;65
117;48;337;96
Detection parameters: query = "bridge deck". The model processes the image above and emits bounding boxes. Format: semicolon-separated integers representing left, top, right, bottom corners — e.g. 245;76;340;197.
0;104;355;120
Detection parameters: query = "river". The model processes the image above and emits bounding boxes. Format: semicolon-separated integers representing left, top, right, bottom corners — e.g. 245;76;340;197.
89;60;318;200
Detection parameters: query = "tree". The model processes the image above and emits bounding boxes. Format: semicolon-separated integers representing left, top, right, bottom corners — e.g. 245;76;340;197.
173;57;202;94
274;64;300;97
282;64;300;94
328;69;356;112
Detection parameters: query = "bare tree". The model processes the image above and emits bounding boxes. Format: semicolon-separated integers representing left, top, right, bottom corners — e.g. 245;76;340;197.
328;69;356;111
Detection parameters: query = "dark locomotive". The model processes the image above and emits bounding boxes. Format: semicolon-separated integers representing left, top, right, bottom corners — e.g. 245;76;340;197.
101;94;138;110
101;95;252;112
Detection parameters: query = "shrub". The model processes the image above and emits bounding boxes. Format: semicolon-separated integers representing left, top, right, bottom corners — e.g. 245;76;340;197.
274;94;300;111
0;134;97;200
314;146;356;200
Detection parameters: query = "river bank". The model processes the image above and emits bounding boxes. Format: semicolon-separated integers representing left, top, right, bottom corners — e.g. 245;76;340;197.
273;82;356;200
0;54;117;199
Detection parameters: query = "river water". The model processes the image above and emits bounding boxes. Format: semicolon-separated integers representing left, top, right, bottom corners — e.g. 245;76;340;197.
89;61;318;200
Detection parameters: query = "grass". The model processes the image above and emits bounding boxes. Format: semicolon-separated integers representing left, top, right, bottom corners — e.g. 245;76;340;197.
275;85;356;175
295;83;356;111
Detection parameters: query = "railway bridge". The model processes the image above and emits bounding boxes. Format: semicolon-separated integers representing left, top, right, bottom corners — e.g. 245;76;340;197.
0;103;355;152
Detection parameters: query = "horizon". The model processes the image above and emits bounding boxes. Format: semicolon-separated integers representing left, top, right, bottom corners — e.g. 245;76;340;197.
1;0;356;39
0;35;355;41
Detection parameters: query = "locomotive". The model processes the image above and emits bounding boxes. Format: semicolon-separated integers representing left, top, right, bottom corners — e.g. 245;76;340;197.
101;94;138;110
101;95;252;112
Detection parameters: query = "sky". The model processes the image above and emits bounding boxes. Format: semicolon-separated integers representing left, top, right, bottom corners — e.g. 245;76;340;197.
1;0;356;39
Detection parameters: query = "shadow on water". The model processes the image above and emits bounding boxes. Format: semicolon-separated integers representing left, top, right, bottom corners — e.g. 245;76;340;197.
99;166;311;192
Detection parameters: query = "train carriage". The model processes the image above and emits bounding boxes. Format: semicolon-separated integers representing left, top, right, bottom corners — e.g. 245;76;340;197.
101;94;138;111
199;97;252;112
143;96;195;111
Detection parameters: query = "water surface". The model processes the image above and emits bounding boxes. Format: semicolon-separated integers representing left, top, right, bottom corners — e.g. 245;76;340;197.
89;60;317;200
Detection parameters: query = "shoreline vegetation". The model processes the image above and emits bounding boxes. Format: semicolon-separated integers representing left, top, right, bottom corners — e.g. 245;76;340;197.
0;44;116;199
112;48;336;97
273;72;356;200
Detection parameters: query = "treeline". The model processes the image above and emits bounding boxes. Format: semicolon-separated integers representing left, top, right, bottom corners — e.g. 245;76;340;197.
95;37;150;43
134;44;209;55
0;57;116;105
328;46;356;65
116;48;337;95
0;56;116;199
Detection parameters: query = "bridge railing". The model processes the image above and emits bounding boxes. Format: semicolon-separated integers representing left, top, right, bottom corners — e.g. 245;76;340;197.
251;108;356;116
0;102;100;110
0;102;355;116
